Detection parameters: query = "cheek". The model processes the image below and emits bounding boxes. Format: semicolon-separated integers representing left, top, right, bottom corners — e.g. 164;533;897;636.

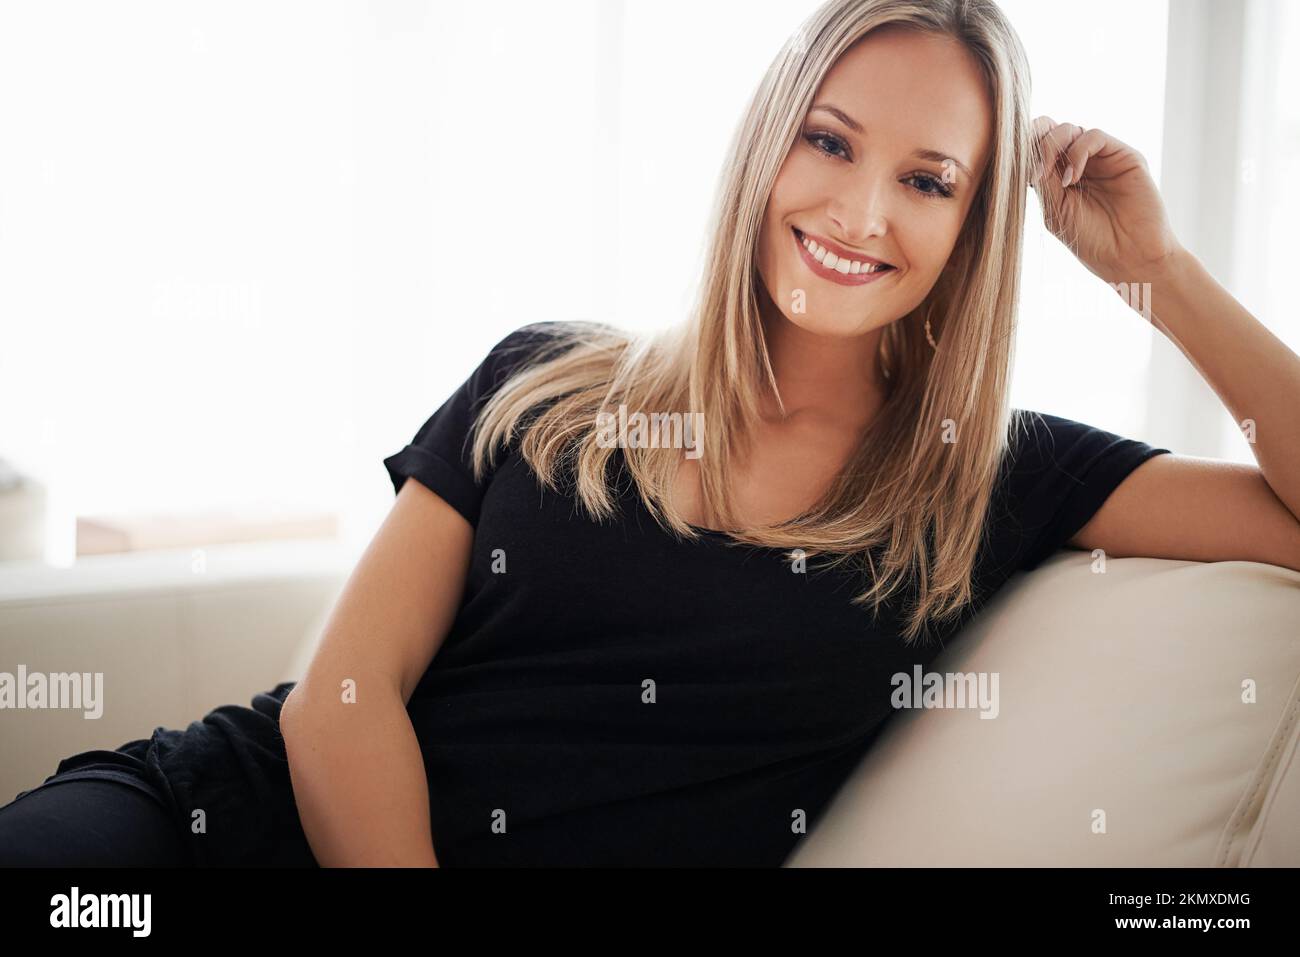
758;161;816;276
768;153;822;222
756;207;790;285
898;216;963;279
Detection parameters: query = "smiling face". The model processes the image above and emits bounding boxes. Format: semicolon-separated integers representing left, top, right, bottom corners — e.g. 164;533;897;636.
756;25;995;339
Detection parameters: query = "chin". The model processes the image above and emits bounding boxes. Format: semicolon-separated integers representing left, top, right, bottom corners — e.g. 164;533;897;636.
780;309;871;338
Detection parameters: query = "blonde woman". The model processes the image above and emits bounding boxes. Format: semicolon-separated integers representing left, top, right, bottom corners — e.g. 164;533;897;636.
3;0;1298;868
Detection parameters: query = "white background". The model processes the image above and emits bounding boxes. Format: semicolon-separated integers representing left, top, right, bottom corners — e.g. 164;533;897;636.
1;0;1293;561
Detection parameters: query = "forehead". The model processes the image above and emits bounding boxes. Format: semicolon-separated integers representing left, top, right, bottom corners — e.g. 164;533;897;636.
814;26;994;179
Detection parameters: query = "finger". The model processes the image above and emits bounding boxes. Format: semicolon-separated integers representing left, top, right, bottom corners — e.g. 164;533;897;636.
1061;128;1109;187
1046;123;1084;179
1028;116;1055;181
1030;115;1056;138
1031;120;1074;186
1032;122;1083;191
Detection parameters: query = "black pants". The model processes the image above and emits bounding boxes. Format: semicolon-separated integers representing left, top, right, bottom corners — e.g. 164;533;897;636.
0;681;323;867
0;682;321;867
0;777;191;867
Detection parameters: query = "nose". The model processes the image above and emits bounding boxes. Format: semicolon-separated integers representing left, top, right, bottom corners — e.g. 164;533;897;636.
826;173;890;244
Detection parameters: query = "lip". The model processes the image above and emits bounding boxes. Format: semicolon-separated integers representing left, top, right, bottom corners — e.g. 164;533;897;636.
792;227;897;287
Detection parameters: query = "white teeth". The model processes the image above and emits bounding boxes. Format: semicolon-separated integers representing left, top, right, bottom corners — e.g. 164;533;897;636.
799;233;889;274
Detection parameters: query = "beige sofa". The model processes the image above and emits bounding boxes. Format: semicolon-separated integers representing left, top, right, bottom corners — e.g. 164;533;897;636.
787;551;1300;867
0;542;348;804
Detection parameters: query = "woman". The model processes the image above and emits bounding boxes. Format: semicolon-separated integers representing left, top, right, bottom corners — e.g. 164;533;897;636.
3;0;1298;868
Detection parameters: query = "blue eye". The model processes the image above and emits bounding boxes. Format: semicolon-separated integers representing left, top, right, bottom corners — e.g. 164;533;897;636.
802;130;957;201
800;131;852;159
906;172;956;200
805;131;850;160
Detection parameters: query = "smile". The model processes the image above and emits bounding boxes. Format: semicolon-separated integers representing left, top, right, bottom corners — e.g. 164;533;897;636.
793;227;897;287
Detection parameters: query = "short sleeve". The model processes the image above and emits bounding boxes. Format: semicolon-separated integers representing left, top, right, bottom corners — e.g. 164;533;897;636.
995;409;1173;572
382;322;568;526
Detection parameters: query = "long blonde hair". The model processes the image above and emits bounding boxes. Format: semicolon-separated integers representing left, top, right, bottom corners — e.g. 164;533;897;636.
470;0;1037;646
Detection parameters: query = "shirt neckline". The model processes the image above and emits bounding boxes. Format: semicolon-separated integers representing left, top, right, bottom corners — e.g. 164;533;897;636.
613;447;793;549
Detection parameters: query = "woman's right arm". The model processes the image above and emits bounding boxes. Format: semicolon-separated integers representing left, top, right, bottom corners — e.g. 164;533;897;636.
279;477;473;867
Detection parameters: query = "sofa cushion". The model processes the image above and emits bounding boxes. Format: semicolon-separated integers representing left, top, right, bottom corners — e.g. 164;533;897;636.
786;550;1300;866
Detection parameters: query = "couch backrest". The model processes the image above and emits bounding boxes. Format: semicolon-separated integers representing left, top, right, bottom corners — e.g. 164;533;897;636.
787;551;1300;867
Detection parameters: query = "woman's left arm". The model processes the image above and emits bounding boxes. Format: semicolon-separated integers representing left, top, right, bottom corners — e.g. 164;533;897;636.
1029;117;1300;571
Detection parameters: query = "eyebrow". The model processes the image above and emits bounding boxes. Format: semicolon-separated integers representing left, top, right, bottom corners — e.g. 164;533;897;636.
809;103;973;180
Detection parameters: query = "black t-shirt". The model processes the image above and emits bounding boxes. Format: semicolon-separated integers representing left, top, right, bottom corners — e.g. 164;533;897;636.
377;321;1173;866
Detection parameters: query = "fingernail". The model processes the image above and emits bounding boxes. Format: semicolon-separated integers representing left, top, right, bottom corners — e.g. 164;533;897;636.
1061;165;1074;188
